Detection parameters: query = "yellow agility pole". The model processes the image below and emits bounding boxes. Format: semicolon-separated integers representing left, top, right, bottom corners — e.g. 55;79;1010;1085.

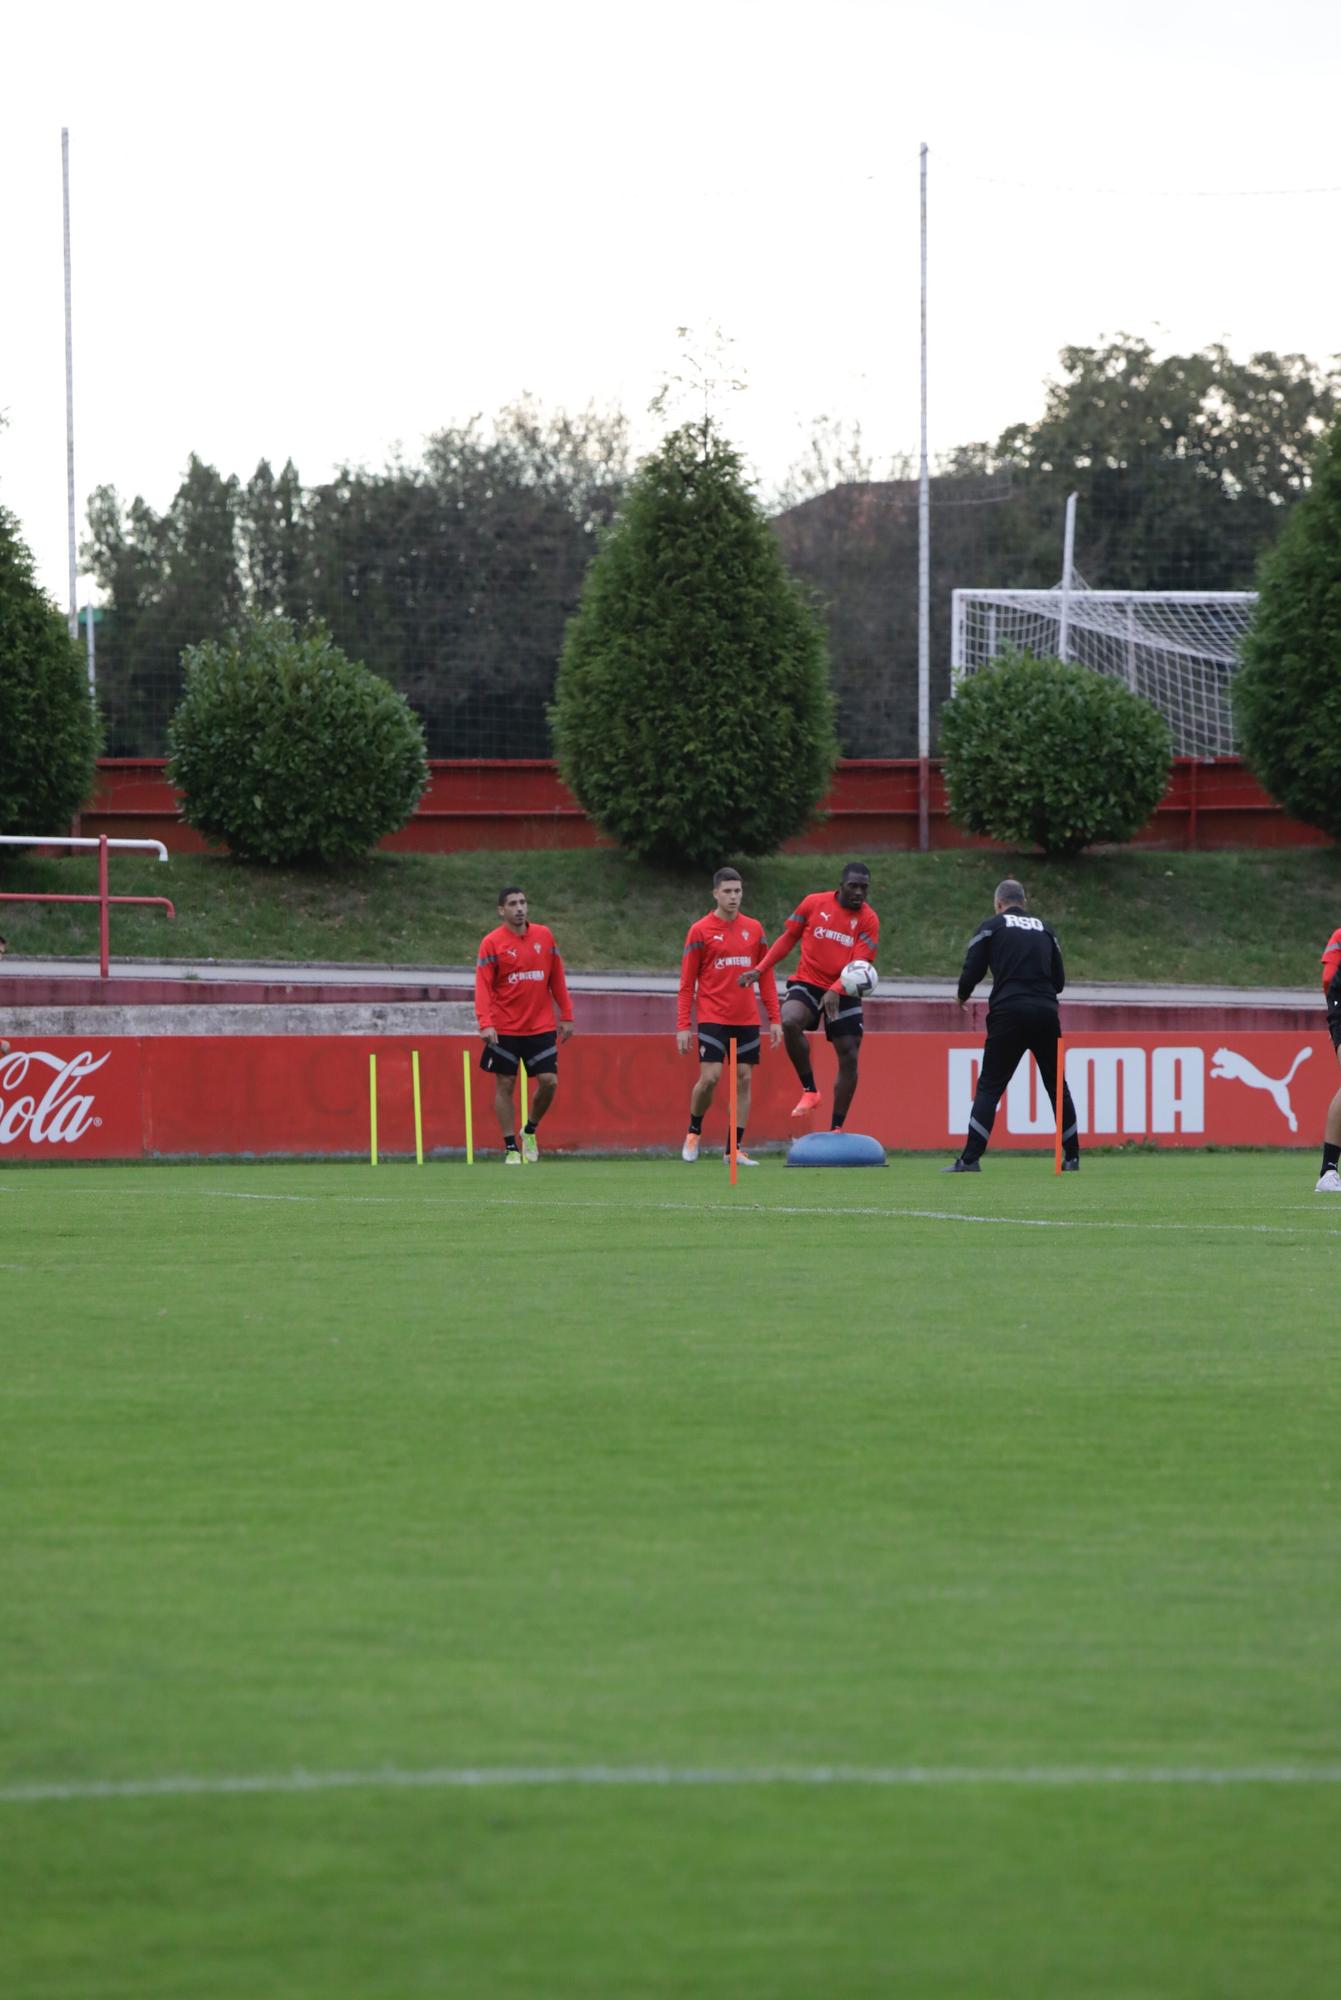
519;1058;529;1133
462;1048;475;1166
411;1049;424;1166
369;1051;379;1167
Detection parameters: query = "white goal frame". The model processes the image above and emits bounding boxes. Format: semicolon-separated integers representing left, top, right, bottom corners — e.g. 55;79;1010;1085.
949;589;1258;758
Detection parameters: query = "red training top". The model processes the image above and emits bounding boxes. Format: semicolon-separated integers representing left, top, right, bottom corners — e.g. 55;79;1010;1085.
753;891;881;992
1321;928;1341;997
475;922;573;1036
677;910;781;1031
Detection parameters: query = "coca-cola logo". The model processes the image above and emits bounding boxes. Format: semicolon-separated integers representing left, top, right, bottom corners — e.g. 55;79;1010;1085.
0;1049;109;1146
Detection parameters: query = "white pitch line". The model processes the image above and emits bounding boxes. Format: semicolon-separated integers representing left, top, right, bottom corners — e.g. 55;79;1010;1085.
11;1182;1341;1238
4;1762;1341;1805
490;1196;1336;1239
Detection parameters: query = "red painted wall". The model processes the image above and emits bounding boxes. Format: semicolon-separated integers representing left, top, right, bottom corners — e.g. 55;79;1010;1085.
0;1030;1328;1160
78;757;1327;854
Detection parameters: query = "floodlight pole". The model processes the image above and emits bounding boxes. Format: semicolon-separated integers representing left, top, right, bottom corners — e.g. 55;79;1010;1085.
916;141;930;852
1058;490;1078;662
62;128;79;643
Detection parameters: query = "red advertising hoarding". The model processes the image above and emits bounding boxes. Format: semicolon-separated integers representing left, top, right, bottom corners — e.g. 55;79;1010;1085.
0;1032;1331;1161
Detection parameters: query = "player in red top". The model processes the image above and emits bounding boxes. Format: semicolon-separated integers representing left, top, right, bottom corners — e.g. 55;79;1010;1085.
1316;926;1341;1191
740;861;879;1130
474;886;574;1163
676;867;782;1164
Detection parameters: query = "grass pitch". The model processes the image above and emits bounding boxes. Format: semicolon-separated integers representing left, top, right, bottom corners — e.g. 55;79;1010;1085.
3;1153;1339;1998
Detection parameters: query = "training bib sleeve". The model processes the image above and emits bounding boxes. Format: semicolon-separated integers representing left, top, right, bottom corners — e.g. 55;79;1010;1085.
677;926;703;1032
753;912;805;979
474;937;498;1031
548;946;574;1023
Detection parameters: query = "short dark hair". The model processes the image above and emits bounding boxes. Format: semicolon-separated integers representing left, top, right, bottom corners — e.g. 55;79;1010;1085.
840;861;871;882
713;867;742;888
497;884;525;905
995;878;1026;908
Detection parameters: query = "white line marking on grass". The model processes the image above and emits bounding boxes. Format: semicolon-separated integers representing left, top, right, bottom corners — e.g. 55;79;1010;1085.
3;1762;1340;1805
20;1185;1341;1240
489;1197;1338;1240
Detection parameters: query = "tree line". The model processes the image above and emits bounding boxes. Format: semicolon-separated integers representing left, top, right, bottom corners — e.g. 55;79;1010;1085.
82;341;1339;759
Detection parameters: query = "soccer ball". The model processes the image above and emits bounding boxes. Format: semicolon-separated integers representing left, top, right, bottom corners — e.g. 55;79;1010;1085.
840;959;878;997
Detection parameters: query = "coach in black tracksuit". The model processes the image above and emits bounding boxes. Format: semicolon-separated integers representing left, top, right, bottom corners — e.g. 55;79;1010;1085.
945;878;1080;1173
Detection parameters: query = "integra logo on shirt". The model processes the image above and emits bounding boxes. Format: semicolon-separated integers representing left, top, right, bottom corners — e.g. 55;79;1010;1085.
506;969;546;985
814;927;857;947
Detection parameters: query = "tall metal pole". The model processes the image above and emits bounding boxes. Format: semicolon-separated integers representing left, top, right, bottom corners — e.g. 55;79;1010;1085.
916;142;930;852
62;127;78;641
1058;490;1078;662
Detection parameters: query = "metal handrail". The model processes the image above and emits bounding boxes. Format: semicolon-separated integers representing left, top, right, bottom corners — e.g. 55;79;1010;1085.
0;834;174;977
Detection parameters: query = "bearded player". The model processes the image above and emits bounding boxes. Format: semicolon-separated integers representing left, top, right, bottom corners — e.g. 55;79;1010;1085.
474;886;574;1163
676;867;783;1164
739;861;879;1130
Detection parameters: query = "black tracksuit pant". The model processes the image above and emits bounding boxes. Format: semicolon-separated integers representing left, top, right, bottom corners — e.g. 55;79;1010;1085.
962;1002;1079;1164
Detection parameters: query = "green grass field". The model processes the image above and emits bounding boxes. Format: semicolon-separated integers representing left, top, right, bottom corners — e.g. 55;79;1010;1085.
3;1153;1339;1998
3;844;1340;984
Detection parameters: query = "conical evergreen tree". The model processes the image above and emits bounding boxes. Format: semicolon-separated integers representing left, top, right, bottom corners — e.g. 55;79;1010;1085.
1235;422;1341;838
0;506;101;836
552;421;836;868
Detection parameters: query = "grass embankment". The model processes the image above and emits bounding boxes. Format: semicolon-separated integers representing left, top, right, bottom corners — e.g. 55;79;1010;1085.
2;845;1339;983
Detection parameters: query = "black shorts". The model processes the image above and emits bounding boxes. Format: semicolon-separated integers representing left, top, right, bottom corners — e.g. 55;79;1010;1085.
1329;1009;1341;1053
784;979;865;1043
480;1031;559;1077
696;1022;762;1066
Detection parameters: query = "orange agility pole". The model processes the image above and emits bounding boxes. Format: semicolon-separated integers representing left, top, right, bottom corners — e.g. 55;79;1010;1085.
1054;1037;1066;1175
728;1037;738;1185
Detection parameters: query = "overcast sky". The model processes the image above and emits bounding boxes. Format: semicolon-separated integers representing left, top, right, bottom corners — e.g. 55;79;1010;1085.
2;0;1338;605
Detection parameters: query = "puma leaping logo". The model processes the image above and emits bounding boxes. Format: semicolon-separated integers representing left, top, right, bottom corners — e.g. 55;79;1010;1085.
1209;1045;1313;1133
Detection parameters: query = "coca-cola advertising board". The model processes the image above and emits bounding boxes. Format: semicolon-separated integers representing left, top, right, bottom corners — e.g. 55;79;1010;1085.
0;1032;1332;1160
0;1042;143;1158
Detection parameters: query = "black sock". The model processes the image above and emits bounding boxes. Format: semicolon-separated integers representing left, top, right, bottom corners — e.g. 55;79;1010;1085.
831;1112;845;1130
689;1114;703;1135
1323;1143;1340;1174
736;1126;745;1145
799;1067;816;1092
504;1134;517;1152
523;1120;537;1135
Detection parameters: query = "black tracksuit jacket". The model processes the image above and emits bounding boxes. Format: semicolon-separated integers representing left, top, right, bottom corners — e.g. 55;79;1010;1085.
957;911;1066;1017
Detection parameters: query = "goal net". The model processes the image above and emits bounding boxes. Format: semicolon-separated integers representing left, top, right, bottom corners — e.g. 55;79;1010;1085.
950;588;1258;757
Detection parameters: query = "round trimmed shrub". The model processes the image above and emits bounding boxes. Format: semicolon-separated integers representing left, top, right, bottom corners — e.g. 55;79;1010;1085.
168;616;428;864
0;506;101;836
1233;422;1341;838
551;421;836;869
940;647;1171;856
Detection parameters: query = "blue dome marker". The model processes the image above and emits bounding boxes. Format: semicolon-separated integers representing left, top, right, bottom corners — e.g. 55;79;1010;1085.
786;1131;886;1167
